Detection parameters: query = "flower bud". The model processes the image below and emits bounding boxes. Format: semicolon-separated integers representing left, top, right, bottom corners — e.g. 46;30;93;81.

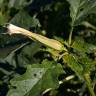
6;24;67;51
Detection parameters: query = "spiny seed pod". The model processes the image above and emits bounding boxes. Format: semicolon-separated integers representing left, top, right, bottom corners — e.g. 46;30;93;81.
6;24;67;51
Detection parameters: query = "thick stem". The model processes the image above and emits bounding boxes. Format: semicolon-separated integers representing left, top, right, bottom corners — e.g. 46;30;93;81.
84;74;95;96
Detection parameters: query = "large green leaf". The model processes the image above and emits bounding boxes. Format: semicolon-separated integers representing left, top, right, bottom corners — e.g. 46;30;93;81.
67;0;96;26
7;60;64;96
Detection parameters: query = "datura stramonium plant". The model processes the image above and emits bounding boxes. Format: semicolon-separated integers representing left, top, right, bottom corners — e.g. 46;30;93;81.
6;24;67;51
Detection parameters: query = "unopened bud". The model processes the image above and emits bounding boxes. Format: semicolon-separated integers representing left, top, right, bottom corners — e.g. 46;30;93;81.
6;24;67;51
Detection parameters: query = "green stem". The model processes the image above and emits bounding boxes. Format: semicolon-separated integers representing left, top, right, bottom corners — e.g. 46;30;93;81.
84;74;95;96
68;25;74;45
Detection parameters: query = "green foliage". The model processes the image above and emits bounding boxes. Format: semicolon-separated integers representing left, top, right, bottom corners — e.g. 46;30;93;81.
7;60;64;96
67;0;96;26
8;0;34;9
63;53;83;79
0;12;6;25
0;0;96;96
10;10;41;29
72;37;96;53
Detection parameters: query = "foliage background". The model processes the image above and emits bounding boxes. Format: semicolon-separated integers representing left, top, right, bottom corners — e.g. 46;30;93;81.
0;0;96;96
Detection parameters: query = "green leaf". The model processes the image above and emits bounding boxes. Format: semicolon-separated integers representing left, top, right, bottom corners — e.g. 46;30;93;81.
78;56;93;74
7;60;64;96
0;0;3;5
8;0;33;9
10;10;41;29
4;43;28;67
4;42;42;67
67;0;96;26
0;12;6;25
0;0;4;9
63;54;83;79
63;52;93;79
72;37;96;53
16;42;42;67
